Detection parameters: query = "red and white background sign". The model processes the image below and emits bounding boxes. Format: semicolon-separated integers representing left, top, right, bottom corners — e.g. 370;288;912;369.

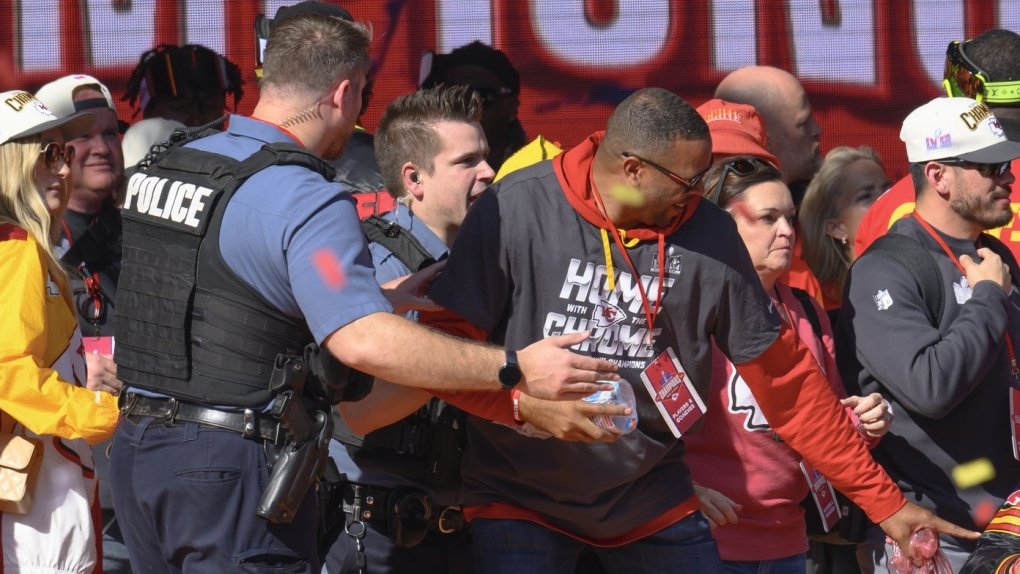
2;0;1019;178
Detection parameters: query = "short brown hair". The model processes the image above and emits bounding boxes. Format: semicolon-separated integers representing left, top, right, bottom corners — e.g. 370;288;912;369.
261;13;371;96
374;85;482;200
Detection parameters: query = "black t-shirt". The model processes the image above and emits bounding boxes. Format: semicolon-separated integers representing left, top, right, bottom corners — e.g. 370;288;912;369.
62;205;121;338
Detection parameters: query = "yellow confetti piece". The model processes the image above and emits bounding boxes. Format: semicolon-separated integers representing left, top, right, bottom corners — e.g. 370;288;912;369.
609;184;644;207
953;458;996;489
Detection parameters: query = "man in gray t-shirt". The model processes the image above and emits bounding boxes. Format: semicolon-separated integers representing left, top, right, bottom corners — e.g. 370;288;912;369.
423;88;974;572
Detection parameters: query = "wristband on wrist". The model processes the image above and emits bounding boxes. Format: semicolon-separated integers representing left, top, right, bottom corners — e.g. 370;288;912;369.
511;388;523;425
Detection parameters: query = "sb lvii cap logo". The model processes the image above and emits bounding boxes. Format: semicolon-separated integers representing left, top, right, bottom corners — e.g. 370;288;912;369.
901;97;1020;164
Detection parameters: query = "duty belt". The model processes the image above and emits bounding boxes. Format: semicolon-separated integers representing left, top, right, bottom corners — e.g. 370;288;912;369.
120;393;282;443
341;481;466;544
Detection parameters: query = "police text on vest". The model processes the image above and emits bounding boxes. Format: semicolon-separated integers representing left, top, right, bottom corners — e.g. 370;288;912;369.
124;172;213;228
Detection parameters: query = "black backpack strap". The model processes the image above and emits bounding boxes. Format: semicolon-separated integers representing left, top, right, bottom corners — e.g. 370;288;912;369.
980;233;1020;291
864;234;944;326
789;287;824;342
361;214;437;272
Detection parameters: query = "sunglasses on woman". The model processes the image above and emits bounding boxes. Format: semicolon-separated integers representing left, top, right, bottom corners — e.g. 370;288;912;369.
39;142;75;174
706;157;776;204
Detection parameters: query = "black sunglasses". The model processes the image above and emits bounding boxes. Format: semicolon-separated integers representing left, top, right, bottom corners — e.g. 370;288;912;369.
938;158;1012;178
39;142;75;173
622;151;708;193
706;157;776;204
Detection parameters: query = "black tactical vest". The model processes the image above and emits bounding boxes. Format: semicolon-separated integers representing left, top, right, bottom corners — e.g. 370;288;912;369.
114;135;336;407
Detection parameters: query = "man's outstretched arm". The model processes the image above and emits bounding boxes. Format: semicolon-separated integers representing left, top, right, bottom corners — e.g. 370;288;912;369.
735;321;979;559
325;313;618;401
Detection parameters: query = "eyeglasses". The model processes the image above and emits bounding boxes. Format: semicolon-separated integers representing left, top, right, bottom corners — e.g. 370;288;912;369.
943;40;1020;104
706;157;777;204
938;158;1012;178
38;142;75;173
470;85;517;107
621;151;708;193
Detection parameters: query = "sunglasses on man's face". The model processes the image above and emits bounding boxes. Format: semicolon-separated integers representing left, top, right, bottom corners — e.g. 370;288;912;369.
706;157;776;205
938;158;1013;178
621;151;708;194
39;142;75;174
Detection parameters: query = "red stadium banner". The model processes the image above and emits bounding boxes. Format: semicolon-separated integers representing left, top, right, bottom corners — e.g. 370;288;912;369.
1;0;1018;178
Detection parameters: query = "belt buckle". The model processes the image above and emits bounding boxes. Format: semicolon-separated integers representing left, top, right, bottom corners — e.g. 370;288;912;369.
436;505;463;534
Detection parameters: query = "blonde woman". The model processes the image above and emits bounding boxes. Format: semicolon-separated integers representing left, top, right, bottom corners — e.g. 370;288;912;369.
799;146;891;310
0;90;119;573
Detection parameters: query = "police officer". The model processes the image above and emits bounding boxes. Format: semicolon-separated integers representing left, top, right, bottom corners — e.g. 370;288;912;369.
108;6;619;572
324;85;493;573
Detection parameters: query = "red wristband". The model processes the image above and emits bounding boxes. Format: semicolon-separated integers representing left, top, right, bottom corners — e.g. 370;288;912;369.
511;388;523;425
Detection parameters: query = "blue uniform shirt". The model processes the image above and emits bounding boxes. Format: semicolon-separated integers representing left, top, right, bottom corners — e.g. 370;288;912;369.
332;203;450;489
189;115;392;343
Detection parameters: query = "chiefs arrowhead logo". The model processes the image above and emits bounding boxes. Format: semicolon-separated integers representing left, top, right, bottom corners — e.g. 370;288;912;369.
591;298;627;328
727;370;772;432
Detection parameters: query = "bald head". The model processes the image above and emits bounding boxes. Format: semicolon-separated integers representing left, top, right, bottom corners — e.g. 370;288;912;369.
715;66;822;185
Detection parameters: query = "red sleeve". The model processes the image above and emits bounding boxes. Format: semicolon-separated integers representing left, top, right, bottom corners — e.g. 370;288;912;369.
419;308;514;424
419;308;488;341
734;320;906;524
431;388;515;426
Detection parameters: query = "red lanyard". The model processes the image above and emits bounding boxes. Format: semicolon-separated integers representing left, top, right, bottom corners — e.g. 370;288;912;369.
590;181;667;341
912;212;1019;379
63;219;104;334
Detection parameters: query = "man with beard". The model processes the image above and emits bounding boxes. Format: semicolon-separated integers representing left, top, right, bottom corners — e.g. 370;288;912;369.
837;96;1020;571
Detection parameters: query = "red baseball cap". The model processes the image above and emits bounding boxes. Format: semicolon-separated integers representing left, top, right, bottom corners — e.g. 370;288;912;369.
696;99;781;168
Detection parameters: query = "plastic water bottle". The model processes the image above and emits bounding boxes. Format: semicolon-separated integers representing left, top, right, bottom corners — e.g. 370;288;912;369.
584;380;638;434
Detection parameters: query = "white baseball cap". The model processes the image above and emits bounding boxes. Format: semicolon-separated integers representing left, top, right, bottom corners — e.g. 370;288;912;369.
901;97;1020;164
0;90;94;146
122;117;185;168
35;74;116;119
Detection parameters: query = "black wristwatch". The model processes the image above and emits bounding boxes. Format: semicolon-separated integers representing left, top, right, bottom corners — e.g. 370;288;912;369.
498;350;522;389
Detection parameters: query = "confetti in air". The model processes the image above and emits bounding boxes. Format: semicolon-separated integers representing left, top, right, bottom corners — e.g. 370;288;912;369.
952;458;996;490
609;184;644;207
313;248;346;291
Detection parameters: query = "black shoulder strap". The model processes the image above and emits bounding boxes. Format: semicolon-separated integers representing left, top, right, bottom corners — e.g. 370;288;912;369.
980;232;1020;291
789;287;824;342
864;233;944;326
235;142;336;182
361;214;436;272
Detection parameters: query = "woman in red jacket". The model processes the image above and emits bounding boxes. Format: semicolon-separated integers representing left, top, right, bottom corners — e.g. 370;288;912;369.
684;156;893;574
